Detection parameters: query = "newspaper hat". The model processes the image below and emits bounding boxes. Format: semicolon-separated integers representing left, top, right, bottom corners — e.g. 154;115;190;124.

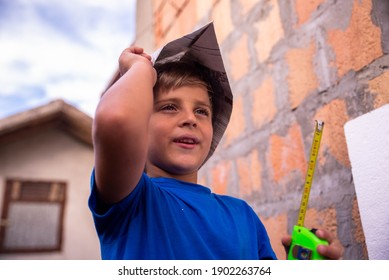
152;22;233;162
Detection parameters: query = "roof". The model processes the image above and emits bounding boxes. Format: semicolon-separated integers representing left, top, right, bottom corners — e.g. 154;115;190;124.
0;99;93;147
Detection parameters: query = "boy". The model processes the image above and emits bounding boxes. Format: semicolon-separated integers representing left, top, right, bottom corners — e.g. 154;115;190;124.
89;23;342;260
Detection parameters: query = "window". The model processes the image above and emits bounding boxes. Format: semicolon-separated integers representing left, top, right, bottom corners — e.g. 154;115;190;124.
0;179;66;253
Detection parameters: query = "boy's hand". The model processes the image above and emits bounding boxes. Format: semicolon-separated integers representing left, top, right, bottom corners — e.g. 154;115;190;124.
103;46;156;95
118;46;156;81
281;228;343;260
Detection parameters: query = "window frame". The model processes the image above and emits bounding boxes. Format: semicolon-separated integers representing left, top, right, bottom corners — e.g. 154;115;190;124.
0;178;67;254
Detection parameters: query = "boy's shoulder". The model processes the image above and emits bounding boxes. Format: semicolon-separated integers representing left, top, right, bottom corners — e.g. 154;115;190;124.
212;192;254;210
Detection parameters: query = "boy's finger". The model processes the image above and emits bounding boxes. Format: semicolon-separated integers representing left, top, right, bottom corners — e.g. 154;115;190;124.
281;236;292;247
123;46;144;55
315;229;334;243
317;244;342;260
141;53;152;61
281;236;292;258
131;46;144;54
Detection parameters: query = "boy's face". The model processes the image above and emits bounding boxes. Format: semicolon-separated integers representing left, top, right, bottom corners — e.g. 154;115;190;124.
147;85;213;178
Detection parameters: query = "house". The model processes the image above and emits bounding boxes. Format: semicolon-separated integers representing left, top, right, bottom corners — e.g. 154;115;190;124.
0;99;100;259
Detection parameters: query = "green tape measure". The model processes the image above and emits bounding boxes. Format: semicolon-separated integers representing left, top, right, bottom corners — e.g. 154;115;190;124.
288;120;328;260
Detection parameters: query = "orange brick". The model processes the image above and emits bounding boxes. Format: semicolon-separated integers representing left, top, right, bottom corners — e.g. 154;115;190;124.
269;123;307;183
368;71;389;108
262;214;288;259
212;0;234;43
295;0;326;26
224;95;246;146
327;0;382;78
152;0;160;13
304;208;337;234
239;0;258;15
352;197;369;258
314;99;350;167
250;151;262;193
171;0;189;8
237;150;262;196
285;40;319;109
254;0;284;62
197;174;207;187
252;76;277;128
160;1;178;35
229;33;250;81
163;1;197;45
237;156;251;196
154;3;164;45
352;197;365;243
211;161;231;194
196;1;213;21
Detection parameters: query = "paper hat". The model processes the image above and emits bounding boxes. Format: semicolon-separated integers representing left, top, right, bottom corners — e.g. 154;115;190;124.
152;22;233;162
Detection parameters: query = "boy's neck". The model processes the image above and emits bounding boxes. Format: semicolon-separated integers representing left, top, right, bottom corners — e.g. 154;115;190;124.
146;165;198;184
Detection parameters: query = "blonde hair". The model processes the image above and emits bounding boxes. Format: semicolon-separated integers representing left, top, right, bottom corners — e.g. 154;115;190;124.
153;61;213;108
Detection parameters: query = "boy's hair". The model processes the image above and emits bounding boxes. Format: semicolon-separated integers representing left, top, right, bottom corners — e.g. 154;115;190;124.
153;61;213;107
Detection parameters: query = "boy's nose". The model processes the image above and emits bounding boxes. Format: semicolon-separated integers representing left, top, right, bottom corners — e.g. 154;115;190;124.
180;111;197;128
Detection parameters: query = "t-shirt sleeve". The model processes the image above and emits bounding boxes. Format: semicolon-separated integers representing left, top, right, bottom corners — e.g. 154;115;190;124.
255;216;278;260
88;169;147;242
239;201;277;260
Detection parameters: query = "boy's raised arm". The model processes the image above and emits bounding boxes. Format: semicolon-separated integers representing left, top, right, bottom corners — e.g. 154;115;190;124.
92;47;157;205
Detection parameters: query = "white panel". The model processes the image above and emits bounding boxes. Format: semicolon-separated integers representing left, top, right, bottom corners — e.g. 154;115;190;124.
344;104;389;259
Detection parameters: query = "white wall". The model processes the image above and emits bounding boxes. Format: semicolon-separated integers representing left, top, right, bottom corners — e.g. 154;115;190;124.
0;127;100;259
345;104;389;260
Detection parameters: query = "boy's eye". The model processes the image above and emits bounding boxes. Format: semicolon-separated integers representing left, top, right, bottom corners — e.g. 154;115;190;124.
161;104;177;111
195;108;210;116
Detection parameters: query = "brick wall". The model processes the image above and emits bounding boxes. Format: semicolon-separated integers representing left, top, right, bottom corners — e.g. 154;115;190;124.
139;0;389;259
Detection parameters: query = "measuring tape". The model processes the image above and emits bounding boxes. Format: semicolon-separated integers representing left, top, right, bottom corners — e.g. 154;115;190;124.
288;120;327;260
297;120;324;227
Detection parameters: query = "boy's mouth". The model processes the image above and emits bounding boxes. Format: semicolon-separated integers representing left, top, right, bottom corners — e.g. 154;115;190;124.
173;136;199;147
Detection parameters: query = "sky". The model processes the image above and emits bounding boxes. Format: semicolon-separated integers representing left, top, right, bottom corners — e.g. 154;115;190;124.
0;0;136;119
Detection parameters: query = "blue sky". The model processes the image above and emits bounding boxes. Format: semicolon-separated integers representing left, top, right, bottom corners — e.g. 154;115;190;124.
0;0;136;118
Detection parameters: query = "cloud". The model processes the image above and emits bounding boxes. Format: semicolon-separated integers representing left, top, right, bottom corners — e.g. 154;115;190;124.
0;85;47;117
0;0;136;118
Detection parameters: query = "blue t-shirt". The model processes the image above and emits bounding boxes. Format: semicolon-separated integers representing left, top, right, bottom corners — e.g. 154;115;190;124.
88;171;276;260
